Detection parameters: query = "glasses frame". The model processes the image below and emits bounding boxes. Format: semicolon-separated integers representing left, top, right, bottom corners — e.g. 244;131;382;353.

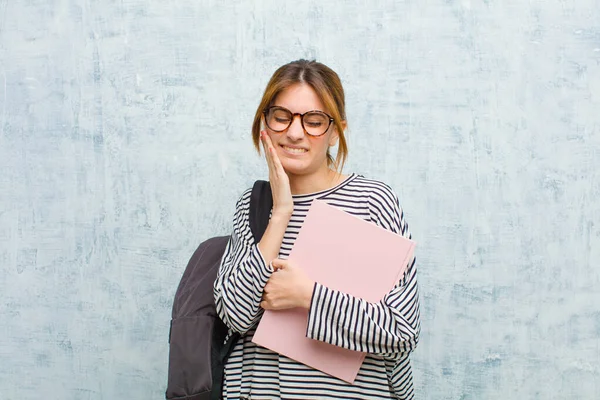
263;106;334;137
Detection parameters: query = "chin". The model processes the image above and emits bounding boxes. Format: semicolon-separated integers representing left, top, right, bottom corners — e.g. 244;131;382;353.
280;160;314;176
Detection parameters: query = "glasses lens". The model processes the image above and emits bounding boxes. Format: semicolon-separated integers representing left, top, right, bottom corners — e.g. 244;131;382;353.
303;112;329;136
266;108;292;132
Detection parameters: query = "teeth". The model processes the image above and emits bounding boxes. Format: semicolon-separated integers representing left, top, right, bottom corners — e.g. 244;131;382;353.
283;146;307;154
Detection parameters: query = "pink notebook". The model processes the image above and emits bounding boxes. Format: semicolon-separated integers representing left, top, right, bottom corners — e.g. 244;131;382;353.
252;199;416;383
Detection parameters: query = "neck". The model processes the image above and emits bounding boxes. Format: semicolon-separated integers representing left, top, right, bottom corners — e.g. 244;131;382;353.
287;165;347;195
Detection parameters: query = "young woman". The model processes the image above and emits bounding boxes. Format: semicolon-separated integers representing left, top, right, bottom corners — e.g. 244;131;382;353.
213;60;420;399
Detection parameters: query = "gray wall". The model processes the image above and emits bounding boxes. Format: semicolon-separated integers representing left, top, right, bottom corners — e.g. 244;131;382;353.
1;1;599;399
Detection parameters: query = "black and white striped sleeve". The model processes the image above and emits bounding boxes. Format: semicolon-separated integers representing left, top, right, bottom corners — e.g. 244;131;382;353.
305;185;421;355
213;190;274;334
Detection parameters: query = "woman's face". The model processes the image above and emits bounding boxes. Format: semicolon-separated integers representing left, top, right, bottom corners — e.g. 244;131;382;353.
264;83;340;177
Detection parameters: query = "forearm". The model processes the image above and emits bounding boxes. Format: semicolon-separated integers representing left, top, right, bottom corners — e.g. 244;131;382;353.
214;243;273;334
306;260;420;355
214;190;291;333
257;211;291;265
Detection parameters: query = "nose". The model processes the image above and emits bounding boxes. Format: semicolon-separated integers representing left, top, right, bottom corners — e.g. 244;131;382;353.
285;115;305;141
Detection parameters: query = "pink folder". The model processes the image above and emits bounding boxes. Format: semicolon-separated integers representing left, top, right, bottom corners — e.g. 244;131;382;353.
252;199;416;383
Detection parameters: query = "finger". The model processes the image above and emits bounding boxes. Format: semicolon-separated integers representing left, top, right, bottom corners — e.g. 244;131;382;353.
260;130;270;159
261;130;270;155
270;148;286;177
261;131;274;169
262;132;278;177
263;133;280;164
262;299;278;310
271;258;287;270
262;130;275;151
263;135;285;176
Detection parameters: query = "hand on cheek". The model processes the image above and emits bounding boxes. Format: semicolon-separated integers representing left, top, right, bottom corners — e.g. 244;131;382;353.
261;259;315;311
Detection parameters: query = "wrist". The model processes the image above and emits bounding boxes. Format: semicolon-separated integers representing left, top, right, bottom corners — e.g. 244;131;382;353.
271;209;293;221
302;281;316;310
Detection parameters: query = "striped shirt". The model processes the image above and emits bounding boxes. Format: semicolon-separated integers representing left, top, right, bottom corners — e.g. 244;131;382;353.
214;174;420;399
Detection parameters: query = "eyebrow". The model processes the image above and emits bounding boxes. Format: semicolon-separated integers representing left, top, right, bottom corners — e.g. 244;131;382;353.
272;105;327;114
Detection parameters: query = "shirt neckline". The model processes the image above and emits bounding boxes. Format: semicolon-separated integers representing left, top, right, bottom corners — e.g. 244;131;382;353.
292;173;358;202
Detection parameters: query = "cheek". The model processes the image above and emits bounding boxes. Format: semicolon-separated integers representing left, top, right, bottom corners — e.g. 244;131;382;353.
310;137;331;154
327;130;339;147
267;133;280;146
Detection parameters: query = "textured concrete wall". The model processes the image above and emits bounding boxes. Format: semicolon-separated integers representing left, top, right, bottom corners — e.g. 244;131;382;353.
1;1;599;399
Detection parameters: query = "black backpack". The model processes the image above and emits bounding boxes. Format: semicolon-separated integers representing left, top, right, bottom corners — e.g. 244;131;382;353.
166;181;273;400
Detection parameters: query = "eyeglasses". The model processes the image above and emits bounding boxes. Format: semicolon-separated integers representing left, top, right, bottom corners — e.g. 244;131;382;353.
263;106;334;137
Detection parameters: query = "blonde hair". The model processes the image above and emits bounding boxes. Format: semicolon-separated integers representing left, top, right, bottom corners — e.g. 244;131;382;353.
251;59;348;172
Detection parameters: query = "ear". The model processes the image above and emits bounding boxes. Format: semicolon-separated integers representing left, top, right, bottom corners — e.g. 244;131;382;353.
329;120;346;147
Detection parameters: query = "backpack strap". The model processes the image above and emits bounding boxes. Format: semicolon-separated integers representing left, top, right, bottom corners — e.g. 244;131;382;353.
248;180;273;243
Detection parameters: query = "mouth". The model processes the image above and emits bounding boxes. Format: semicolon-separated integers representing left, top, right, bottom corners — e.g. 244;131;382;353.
280;145;308;155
